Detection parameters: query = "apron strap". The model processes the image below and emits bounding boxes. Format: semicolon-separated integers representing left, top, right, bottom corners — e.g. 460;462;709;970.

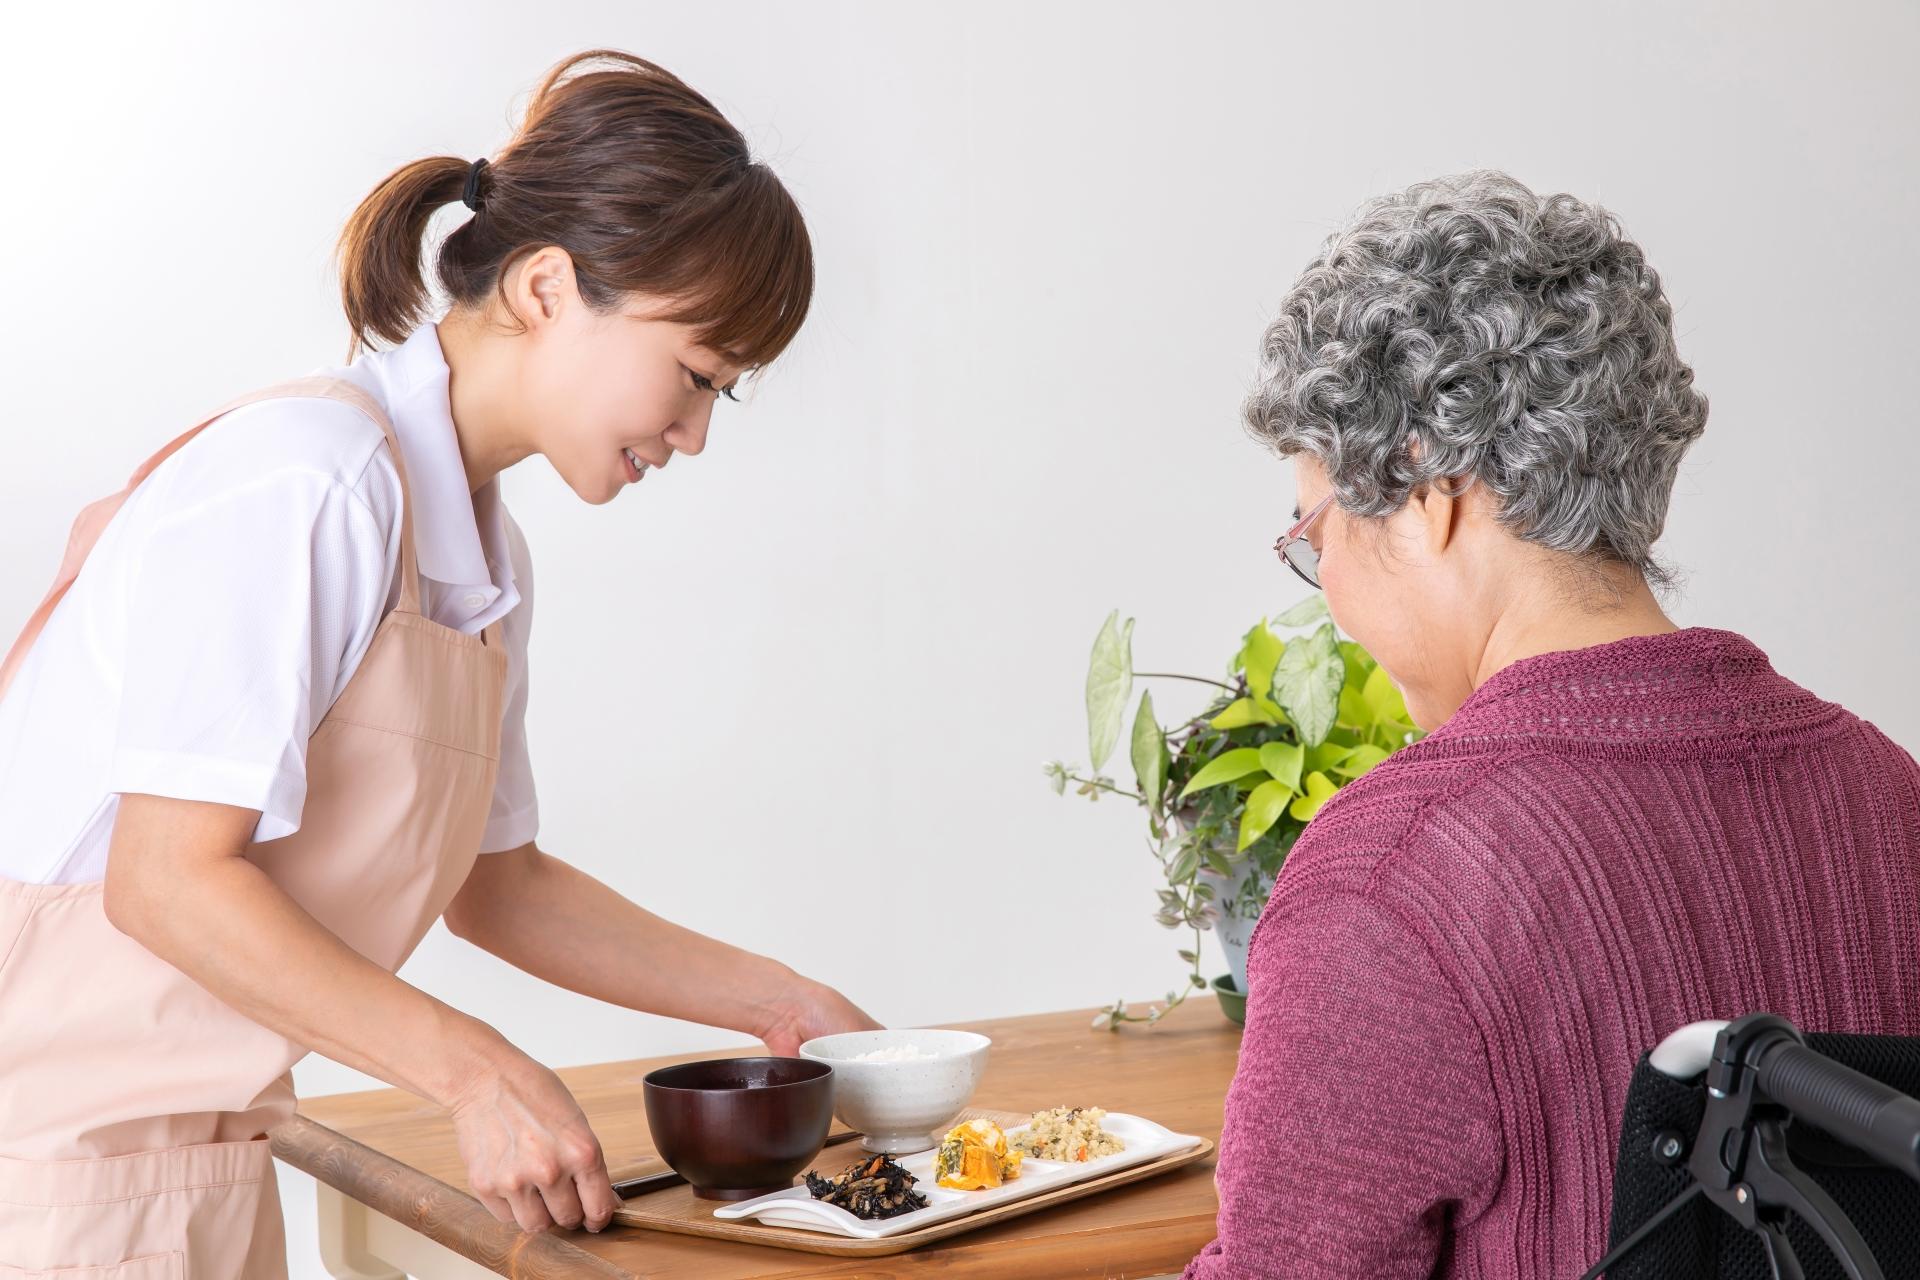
0;376;424;706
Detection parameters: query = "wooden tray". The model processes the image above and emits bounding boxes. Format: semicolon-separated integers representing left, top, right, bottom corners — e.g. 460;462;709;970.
609;1107;1213;1257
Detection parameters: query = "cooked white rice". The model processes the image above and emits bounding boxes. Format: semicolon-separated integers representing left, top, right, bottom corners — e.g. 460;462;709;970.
1011;1106;1124;1162
846;1044;934;1063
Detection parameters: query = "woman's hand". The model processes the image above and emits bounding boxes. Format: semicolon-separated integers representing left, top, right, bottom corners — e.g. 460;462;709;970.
447;1042;619;1234
98;796;617;1233
754;976;884;1056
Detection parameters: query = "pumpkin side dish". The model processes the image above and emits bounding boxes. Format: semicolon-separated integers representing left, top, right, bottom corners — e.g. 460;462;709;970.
933;1117;1024;1190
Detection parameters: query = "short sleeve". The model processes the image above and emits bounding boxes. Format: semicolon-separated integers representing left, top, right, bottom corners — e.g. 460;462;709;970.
478;509;537;853
1183;890;1504;1279
106;463;394;840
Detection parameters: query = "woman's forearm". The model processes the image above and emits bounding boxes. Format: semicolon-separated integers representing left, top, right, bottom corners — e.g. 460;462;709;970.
444;844;796;1037
105;793;507;1107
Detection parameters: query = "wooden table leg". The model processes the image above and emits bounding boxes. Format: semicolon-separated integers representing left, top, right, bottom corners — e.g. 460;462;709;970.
316;1180;512;1279
315;1182;404;1280
357;1211;509;1279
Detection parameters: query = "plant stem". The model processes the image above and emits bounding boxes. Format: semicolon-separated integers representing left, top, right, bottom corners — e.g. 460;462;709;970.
1063;773;1146;802
1109;845;1212;1029
1135;671;1238;693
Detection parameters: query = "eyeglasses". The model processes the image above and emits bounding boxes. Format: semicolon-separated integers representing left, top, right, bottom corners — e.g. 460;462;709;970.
1274;494;1334;589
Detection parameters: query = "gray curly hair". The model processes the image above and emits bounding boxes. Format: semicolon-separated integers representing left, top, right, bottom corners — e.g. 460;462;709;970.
1245;170;1708;584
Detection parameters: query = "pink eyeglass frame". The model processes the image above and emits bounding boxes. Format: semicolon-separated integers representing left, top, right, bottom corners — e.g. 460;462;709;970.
1274;493;1334;589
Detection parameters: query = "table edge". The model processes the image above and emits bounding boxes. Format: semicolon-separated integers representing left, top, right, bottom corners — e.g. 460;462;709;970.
271;1112;631;1279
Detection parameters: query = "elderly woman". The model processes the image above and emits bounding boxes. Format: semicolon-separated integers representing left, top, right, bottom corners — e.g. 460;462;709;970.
1184;171;1920;1278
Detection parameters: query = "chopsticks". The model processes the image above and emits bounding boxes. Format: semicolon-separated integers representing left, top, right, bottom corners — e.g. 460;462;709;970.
612;1128;865;1200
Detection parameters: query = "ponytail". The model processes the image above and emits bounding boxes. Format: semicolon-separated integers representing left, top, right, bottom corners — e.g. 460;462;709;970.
332;49;812;368
336;155;473;361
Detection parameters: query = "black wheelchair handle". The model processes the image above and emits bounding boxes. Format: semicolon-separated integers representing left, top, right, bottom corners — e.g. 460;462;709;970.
1759;1040;1920;1180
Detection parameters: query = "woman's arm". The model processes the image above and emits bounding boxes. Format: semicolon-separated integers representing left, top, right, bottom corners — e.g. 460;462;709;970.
1182;889;1502;1279
442;843;880;1053
104;793;620;1235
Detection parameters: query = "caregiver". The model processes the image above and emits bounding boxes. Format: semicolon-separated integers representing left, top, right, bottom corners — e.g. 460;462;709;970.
0;49;876;1275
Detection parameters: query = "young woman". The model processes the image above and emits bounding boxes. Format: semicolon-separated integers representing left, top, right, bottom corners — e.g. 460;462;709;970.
0;49;876;1275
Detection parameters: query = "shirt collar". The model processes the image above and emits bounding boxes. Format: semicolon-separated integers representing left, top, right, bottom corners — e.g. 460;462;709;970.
332;322;518;628
1412;627;1837;754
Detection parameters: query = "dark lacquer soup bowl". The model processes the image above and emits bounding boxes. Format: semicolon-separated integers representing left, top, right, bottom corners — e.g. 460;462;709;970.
641;1055;836;1200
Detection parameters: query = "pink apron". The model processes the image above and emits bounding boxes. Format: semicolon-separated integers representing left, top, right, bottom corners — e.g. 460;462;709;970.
0;377;507;1276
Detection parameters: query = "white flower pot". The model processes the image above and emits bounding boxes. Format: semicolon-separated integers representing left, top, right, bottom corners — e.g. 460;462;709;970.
1197;856;1279;997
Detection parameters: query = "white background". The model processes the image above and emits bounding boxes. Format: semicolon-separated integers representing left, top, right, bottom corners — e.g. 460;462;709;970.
3;2;1915;1272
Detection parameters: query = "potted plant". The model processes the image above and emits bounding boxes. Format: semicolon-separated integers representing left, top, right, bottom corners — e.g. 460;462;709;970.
1045;597;1422;1029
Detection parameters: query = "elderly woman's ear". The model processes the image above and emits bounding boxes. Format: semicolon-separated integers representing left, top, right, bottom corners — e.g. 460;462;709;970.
1395;439;1474;563
1410;479;1464;560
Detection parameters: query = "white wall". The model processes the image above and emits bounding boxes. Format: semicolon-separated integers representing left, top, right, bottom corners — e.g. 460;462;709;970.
3;1;1914;1272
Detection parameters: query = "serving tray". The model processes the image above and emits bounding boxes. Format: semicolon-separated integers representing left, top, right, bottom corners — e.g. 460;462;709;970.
609;1106;1211;1258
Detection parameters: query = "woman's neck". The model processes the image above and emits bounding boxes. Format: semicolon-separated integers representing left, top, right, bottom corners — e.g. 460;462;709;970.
1471;563;1679;691
434;313;535;494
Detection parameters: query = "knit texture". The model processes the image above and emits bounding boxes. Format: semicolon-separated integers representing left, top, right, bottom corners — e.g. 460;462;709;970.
1183;627;1920;1278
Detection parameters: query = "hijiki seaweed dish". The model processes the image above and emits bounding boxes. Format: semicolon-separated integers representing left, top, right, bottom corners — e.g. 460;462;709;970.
804;1153;930;1220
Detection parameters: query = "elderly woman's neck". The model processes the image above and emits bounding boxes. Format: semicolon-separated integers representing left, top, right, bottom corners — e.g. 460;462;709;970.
1471;562;1679;691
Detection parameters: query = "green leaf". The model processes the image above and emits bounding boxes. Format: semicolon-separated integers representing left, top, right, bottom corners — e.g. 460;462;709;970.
1178;747;1267;799
1238;778;1293;851
1240;621;1283;704
1273;596;1330;628
1209;696;1281;730
1257;741;1304;792
1288;770;1340;821
1339;641;1374;692
1130;690;1169;809
1271;623;1344;746
1306;741;1354;775
1339;685;1371;728
1334;743;1390;779
1362;664;1409;725
1168;840;1202;885
1085;611;1134;771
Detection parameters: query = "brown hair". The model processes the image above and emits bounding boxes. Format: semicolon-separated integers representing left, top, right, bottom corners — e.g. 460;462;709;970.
335;49;812;369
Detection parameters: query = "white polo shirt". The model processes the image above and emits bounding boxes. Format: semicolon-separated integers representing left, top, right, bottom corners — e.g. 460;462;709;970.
0;321;538;884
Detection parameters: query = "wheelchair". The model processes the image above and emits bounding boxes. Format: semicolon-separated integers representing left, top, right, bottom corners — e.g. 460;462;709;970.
1583;1013;1920;1280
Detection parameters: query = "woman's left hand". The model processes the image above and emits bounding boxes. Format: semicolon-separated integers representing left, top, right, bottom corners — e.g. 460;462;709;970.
756;975;883;1055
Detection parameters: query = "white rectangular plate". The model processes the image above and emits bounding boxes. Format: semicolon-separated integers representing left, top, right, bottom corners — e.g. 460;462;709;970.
711;1111;1203;1240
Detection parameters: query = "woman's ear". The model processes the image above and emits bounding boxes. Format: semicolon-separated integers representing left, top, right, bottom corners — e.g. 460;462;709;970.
1399;436;1468;560
514;246;577;326
1413;479;1463;558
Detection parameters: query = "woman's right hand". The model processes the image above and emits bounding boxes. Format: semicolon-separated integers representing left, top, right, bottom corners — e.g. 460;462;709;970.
447;1042;619;1234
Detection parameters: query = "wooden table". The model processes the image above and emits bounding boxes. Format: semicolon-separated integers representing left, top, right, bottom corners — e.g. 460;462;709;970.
273;1002;1242;1278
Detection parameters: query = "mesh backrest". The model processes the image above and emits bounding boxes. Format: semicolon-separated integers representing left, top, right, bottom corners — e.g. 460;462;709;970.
1603;1032;1920;1278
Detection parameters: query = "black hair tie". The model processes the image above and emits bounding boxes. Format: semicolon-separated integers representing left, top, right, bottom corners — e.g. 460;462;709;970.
461;157;490;212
